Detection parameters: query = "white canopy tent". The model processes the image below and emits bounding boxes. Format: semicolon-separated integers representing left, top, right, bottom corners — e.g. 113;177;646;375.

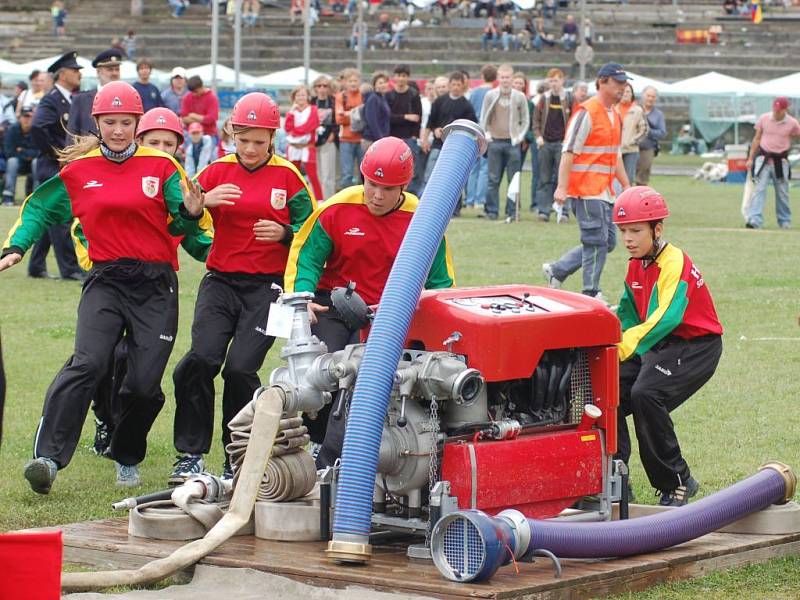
665;71;762;96
759;72;800;98
624;71;676;96
251;66;328;89
186;63;256;89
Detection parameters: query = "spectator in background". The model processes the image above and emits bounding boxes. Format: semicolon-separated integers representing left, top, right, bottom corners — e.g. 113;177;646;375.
422;71;478;196
474;0;494;17
465;64;496;210
480;64;529;222
17;70;47;118
386;65;423;195
1;81;23;127
2;108;39;205
335;68;364;189
619;83;648;188
744;96;800;229
168;0;187;18
560;15;578;51
433;75;449;98
312;75;338;200
374;13;392;48
181;75;219;142
636;86;666;185
532;16;556;51
572;80;589;106
362;72;391;150
481;16;499;51
285;84;323;199
218;118;236;156
51;1;66;37
542;0;556;19
133;59;165;112
162;67;187;115
500;15;519;52
512;71;538;214
390;16;407;50
532;68;572;221
69;48;124;138
121;29;137;60
418;79;438;186
110;36;127;57
243;0;260;26
350;20;368;50
183;121;215;178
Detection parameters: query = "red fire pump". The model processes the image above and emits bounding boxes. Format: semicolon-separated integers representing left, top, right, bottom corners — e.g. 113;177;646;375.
403;284;620;520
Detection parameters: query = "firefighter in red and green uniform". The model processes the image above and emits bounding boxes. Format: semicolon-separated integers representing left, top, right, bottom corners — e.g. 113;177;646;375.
613;186;723;507
0;82;209;494
81;107;215;459
170;92;317;484
284;136;455;467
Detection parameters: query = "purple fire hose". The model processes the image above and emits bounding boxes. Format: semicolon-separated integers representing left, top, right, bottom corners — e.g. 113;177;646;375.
431;463;796;582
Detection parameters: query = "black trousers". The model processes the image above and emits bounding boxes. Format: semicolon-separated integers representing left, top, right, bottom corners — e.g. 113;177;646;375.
173;271;281;457
92;339;130;431
33;261;178;468
615;334;722;492
303;293;361;468
28;158;80;278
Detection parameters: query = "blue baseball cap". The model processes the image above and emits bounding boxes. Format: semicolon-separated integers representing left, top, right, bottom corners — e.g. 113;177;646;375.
597;63;632;82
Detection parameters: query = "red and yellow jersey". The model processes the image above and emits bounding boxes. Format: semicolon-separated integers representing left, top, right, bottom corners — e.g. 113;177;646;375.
616;243;723;361
196;154;316;275
3;146;199;266
284;185;455;306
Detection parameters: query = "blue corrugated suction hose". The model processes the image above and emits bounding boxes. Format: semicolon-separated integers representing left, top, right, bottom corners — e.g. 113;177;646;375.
431;462;796;582
327;121;487;564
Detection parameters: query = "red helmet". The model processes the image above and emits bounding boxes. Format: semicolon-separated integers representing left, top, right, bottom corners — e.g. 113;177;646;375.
613;186;669;224
91;81;144;116
230;92;280;129
136;107;184;144
360;137;414;187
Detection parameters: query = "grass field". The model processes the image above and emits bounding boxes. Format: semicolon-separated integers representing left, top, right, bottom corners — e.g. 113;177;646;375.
0;173;798;597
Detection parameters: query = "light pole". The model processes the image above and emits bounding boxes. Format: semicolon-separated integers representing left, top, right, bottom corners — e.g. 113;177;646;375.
303;0;311;85
356;0;364;75
211;0;219;93
234;0;242;90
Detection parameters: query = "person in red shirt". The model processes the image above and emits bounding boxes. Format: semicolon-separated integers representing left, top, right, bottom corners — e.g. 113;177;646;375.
284;84;323;200
613;186;723;507
0;82;211;494
180;75;220;140
170;92;317;484
284;136;455;467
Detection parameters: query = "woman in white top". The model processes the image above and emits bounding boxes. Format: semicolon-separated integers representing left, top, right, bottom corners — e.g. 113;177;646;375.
284;85;323;199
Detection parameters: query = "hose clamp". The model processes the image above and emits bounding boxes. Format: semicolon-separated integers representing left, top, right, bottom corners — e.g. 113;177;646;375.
442;119;488;156
325;540;372;564
760;461;797;504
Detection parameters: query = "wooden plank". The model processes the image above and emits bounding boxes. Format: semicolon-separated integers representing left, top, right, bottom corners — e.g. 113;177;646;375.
55;518;800;600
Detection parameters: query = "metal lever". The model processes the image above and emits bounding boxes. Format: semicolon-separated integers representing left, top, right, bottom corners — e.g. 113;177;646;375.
442;331;462;353
397;395;408;428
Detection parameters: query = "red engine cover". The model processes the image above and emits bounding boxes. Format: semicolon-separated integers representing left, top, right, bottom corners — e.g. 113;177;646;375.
441;429;604;518
404;285;620;382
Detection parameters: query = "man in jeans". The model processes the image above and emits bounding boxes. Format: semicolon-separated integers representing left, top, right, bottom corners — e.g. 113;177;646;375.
312;75;338;200
543;63;631;301
744;96;800;229
635;86;665;185
335;68;364;190
386;64;423;196
2;108;38;205
479;63;529;222
533;68;572;222
465;64;496;210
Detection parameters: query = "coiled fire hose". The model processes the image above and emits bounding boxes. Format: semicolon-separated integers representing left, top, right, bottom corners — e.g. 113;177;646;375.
61;386;286;591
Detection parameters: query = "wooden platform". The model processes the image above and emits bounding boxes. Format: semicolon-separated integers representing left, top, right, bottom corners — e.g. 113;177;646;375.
57;518;800;599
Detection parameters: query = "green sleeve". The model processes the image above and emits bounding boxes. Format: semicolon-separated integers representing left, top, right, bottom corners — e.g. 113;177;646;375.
163;170;200;237
616;283;641;332
285;219;333;294
424;238;455;289
287;187;315;233
179;230;212;263
3;174;73;255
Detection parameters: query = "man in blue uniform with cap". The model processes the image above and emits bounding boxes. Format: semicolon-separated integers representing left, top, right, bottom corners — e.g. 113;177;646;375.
28;50;84;280
68;48;123;138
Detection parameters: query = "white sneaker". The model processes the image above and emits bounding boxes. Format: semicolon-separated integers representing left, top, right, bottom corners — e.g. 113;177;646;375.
593;292;617;311
542;263;562;289
115;462;141;487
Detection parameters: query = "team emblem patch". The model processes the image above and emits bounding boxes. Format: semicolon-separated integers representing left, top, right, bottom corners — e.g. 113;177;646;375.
142;176;160;198
112;96;122;108
156;116;166;125
247;110;258;121
271;188;287;210
617;206;626;217
374;167;384;178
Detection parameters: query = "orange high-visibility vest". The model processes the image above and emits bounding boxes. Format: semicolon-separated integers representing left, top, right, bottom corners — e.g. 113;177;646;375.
567;96;621;198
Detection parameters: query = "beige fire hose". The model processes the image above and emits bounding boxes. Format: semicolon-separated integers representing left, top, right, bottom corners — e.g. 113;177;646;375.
61;386;286;592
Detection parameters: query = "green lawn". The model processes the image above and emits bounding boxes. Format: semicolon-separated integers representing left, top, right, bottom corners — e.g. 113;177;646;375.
0;174;798;597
